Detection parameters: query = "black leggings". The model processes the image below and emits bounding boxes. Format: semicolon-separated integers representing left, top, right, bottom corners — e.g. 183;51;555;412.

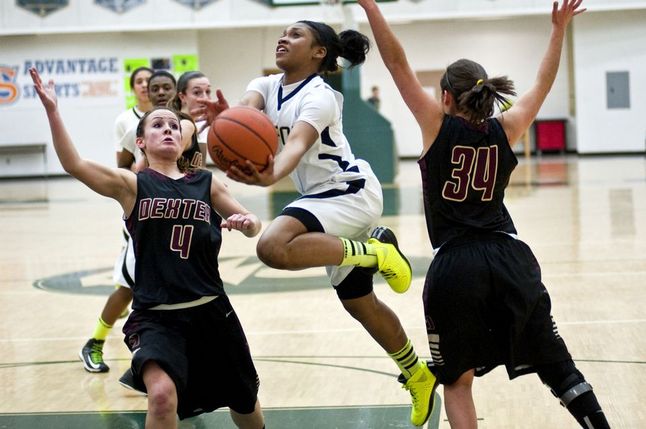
536;360;610;429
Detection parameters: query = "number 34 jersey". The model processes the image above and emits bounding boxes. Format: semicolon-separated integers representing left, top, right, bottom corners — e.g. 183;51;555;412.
125;168;224;310
419;115;518;249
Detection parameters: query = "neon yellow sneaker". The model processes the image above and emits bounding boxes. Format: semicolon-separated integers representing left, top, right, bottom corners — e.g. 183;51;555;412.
398;361;439;427
368;226;412;293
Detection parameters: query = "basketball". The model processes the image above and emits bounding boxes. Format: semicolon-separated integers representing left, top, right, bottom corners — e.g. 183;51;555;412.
207;106;278;173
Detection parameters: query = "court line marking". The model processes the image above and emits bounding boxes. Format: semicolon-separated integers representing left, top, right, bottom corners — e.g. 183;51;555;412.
1;318;645;343
2;355;644;370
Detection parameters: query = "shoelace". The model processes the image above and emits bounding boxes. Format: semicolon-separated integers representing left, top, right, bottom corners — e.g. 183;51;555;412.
90;343;104;362
381;268;397;278
402;383;419;406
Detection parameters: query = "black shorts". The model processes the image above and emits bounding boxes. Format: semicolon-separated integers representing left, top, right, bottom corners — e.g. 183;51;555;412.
122;295;259;419
423;233;571;385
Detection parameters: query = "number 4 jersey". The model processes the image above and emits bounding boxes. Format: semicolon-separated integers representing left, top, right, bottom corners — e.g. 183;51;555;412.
126;168;224;310
419;115;518;249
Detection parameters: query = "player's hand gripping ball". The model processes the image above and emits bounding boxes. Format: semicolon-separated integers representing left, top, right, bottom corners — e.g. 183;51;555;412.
207;106;278;174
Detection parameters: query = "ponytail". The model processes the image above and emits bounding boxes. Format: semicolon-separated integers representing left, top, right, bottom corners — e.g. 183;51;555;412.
339;30;370;69
441;59;516;124
458;76;516;124
298;21;370;73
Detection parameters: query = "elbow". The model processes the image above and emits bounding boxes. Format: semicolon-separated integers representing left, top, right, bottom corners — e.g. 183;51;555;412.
61;160;84;177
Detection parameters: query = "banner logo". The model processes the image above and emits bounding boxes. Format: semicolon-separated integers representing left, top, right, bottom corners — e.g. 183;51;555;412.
0;66;20;105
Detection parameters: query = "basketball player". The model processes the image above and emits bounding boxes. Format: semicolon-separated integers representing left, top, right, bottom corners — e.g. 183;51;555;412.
196;21;438;427
79;66;152;373
358;0;610;427
146;70;204;171
115;67;154;169
80;70;205;375
31;67;265;429
169;70;212;160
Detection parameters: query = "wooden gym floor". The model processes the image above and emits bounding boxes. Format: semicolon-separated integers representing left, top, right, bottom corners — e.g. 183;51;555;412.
0;155;644;428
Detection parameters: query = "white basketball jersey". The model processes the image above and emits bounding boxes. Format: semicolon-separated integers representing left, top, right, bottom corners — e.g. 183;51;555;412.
114;106;145;163
246;73;371;196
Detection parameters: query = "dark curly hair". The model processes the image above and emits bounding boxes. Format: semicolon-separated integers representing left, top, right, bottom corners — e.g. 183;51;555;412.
298;20;370;73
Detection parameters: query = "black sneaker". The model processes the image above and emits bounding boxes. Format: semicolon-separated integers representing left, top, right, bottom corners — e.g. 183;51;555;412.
79;338;109;373
119;368;147;395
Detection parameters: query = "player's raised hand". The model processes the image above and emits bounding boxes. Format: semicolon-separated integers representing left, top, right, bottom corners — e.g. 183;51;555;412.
29;67;58;113
192;89;230;124
552;0;586;30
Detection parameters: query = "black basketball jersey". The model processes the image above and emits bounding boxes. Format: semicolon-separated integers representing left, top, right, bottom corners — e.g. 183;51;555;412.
419;115;518;248
178;111;204;169
126;168;224;309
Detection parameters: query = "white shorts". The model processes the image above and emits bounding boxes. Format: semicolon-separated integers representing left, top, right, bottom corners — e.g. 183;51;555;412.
284;164;383;286
112;227;135;288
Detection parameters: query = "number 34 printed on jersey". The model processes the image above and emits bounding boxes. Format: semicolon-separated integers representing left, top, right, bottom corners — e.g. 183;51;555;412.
442;145;498;202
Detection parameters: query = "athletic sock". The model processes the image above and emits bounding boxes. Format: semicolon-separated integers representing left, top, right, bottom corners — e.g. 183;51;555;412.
389;339;423;379
339;237;377;267
92;317;113;341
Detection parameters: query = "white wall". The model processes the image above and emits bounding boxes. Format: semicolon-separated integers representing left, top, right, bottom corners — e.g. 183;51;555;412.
197;27;271;102
574;10;646;154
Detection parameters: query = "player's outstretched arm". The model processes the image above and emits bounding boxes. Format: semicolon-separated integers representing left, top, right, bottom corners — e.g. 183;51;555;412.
357;0;443;151
502;0;586;144
226;120;314;187
210;175;262;237
30;68;136;210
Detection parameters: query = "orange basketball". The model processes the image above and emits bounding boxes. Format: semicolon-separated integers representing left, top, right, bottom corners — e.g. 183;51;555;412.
207;106;278;173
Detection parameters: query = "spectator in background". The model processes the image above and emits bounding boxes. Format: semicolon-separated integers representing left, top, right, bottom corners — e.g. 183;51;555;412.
366;85;381;110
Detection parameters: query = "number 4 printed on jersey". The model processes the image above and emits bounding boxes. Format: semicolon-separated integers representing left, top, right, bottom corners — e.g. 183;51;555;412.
171;225;194;259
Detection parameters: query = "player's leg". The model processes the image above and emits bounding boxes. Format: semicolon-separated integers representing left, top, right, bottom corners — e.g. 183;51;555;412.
142;361;178;429
443;369;477;429
100;285;134;323
80;231;135;373
536;360;610;428
336;269;438;427
122;313;188;427
79;286;133;373
340;298;437;427
421;238;504;428
229;399;265;429
256;186;411;292
502;238;610;428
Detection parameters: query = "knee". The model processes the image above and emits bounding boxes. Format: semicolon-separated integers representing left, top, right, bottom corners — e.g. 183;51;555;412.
537;359;596;409
537;360;586;401
537;360;609;428
256;236;289;269
448;370;474;390
341;294;379;320
146;379;177;419
443;370;475;402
